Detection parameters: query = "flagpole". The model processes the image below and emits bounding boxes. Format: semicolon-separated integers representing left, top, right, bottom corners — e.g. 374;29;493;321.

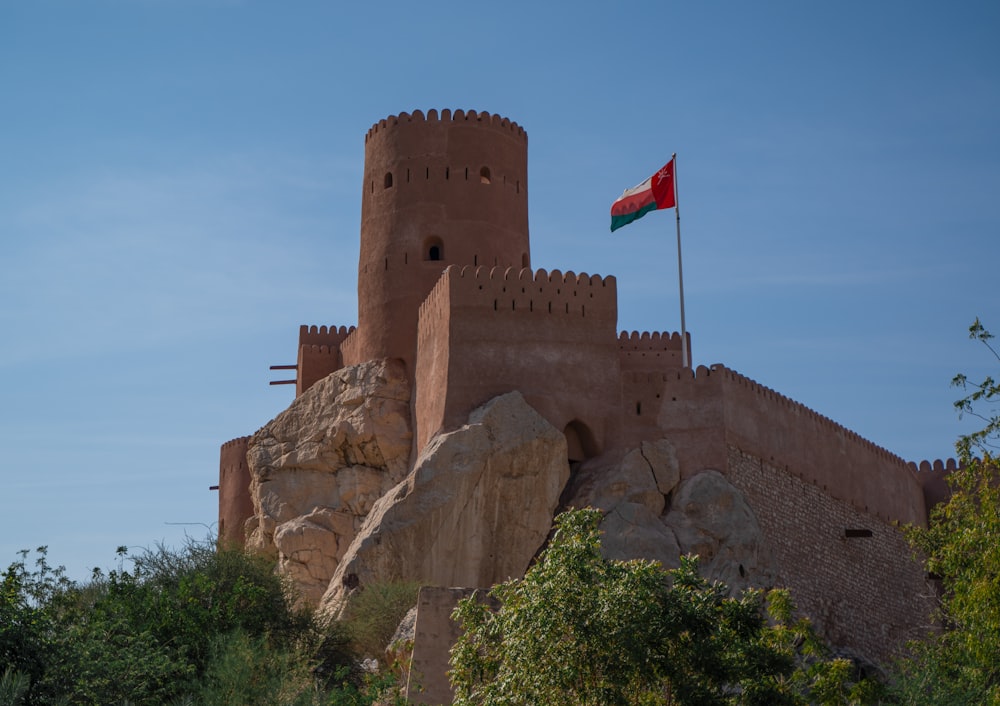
673;152;689;368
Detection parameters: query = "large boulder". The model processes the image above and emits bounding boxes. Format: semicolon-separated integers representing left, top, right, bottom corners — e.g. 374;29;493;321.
244;358;412;603
663;470;776;592
320;391;569;612
561;441;772;593
563;439;681;516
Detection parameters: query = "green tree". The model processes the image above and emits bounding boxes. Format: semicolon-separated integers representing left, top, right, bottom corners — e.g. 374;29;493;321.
0;539;405;705
449;508;876;706
952;317;1000;460
895;319;1000;705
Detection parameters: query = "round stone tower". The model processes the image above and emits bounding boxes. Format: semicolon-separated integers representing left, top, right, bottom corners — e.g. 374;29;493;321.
356;108;530;372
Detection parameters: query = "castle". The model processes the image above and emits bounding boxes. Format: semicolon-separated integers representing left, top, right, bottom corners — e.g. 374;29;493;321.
217;109;954;696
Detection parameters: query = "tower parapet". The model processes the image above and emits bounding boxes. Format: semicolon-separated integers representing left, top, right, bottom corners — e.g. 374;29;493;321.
296;325;355;395
218;436;253;547
356;109;530;373
618;330;689;373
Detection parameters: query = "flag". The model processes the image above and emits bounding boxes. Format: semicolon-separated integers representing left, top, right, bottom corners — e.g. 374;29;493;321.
610;158;676;232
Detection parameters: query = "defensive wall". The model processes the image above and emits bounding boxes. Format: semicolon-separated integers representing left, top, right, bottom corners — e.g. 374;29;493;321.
414;265;621;454
910;458;959;510
649;365;927;527
296;325;354;396
218;436;252;547
727;447;935;664
619;331;691;446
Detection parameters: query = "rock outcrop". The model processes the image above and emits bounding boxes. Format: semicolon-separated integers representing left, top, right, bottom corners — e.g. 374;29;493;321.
320;391;569;613
244;359;412;603
239;357;773;608
562;440;774;593
664;470;776;592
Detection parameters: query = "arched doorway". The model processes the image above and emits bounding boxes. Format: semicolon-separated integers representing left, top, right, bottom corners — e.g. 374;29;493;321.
563;420;598;466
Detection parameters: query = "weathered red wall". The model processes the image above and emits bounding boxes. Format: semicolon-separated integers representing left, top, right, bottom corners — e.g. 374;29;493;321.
414;265;621;455
296;325;354;396
650;365;926;526
218;436;253;547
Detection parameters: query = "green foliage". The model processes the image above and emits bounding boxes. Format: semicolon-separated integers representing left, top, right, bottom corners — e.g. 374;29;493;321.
893;320;1000;704
450;508;878;706
0;667;30;706
0;539;404;705
196;629;316;706
340;579;420;659
951;317;1000;461
0;548;66;699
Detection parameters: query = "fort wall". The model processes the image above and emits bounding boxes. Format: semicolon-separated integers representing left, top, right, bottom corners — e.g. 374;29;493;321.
652;365;927;526
618;330;688;374
728;447;934;663
414;265;621;454
296;325;354;396
218;436;253;547
910;458;960;511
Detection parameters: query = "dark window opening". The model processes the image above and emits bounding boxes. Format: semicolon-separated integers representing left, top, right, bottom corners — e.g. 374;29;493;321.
424;236;444;262
384;172;393;189
445;167;450;180
636;402;642;415
480;166;491;184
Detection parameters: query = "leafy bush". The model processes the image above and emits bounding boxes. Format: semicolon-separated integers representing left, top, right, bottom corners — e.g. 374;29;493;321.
0;539;402;705
340;580;420;660
450;508;882;706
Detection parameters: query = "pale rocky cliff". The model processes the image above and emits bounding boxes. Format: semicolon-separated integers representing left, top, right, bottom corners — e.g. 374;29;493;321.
244;358;412;603
242;359;774;608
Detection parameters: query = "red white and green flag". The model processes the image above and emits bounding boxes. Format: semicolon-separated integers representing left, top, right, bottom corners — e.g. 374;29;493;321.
610;158;676;232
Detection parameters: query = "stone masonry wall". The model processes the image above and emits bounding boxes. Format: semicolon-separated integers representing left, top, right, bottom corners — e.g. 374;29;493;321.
726;446;935;664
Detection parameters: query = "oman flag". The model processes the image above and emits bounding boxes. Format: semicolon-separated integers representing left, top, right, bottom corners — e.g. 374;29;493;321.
610;158;676;232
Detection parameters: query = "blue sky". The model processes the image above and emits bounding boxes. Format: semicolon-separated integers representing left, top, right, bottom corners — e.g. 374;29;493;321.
2;1;997;581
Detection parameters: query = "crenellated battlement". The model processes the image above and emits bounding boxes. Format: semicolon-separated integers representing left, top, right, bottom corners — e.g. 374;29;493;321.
706;364;908;467
618;330;686;351
365;109;527;144
908;458;961;511
218;436;253;546
299;324;354;346
909;458;960;473
296;327;354;396
435;265;617;319
220;435;251;454
618;330;689;375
